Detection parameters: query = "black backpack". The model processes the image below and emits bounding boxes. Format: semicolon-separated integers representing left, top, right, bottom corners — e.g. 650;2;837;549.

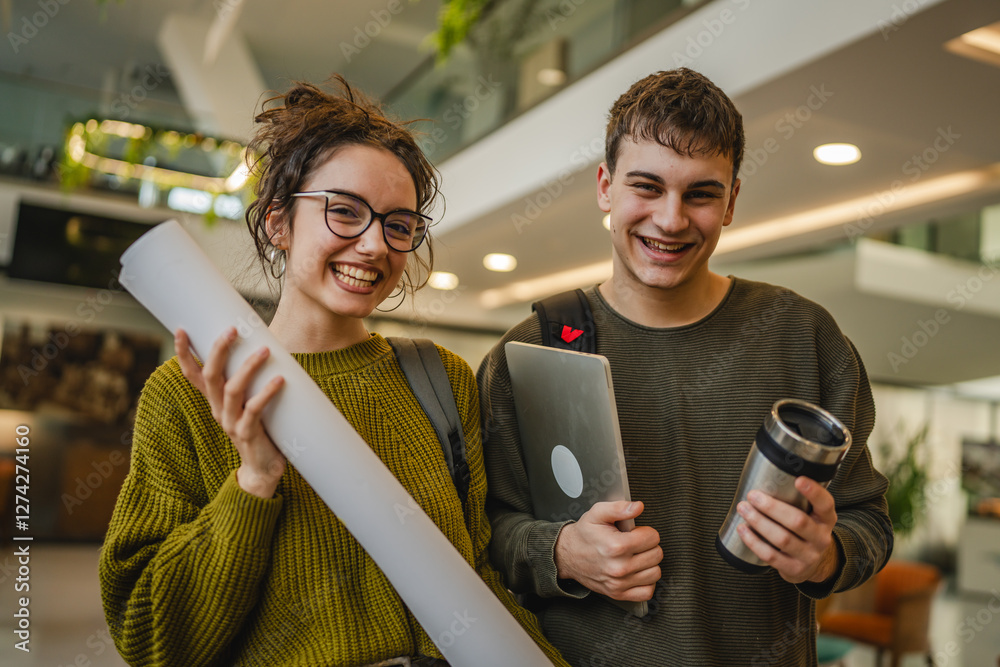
386;289;594;527
387;337;471;526
532;288;596;354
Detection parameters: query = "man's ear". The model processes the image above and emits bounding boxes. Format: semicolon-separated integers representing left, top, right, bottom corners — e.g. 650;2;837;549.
597;162;613;214
265;204;289;249
722;178;741;228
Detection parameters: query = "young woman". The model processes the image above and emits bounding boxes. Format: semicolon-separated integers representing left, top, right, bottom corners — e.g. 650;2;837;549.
99;77;568;667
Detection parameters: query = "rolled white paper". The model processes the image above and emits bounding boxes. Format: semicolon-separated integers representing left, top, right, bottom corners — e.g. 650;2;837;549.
118;220;550;667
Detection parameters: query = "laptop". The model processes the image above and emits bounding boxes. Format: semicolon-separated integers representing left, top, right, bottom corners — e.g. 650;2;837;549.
505;341;648;617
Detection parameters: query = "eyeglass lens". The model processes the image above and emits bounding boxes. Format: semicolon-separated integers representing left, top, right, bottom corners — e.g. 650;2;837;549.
325;193;426;252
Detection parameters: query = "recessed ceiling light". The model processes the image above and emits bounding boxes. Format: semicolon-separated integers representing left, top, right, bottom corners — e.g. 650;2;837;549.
945;22;1000;69
602;214;611;230
483;253;517;272
960;24;1000;55
813;143;861;166
537;68;567;87
427;271;459;290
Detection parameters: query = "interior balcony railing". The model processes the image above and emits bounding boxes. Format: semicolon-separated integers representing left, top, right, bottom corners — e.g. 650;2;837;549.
384;0;708;165
869;202;1000;266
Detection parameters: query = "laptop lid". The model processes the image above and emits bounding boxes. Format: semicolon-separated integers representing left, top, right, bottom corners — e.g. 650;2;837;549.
505;341;647;617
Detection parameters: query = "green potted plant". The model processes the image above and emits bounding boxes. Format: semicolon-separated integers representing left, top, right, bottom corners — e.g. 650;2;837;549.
878;423;930;538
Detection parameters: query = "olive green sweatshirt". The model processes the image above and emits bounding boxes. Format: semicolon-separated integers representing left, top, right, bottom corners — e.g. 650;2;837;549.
100;334;568;667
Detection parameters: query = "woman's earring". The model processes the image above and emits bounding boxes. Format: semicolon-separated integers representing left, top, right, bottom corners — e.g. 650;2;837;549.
268;247;286;279
375;283;406;313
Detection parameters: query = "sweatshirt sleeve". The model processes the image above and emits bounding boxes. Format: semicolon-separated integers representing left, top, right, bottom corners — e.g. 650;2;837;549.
796;330;893;599
440;348;570;667
475;321;590;601
99;362;283;666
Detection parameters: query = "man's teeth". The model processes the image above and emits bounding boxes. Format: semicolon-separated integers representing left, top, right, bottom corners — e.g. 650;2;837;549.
334;264;378;286
643;238;688;252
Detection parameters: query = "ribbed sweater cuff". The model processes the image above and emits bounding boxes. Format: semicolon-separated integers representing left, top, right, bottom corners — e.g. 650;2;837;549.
529;520;590;599
211;470;284;549
795;530;848;599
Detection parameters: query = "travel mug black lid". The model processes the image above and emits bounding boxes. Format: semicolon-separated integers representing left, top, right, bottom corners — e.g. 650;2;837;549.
764;399;852;467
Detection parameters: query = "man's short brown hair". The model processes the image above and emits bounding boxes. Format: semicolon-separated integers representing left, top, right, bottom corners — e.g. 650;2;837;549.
605;68;744;187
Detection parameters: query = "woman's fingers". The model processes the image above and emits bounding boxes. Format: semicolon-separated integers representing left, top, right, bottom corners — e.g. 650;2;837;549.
202;327;238;414
174;329;207;395
224;351;278;436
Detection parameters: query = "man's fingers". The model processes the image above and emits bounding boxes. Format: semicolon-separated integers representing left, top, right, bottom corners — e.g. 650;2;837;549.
796;477;837;523
585;500;643;526
739;499;802;553
628;526;663;554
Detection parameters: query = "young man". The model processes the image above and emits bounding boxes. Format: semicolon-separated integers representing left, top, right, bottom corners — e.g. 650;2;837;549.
477;68;892;666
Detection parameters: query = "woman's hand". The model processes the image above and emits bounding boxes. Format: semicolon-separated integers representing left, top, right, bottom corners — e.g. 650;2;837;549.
175;327;287;498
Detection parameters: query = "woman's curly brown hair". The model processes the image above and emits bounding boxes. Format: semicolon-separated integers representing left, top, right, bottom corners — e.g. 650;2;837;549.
244;75;440;295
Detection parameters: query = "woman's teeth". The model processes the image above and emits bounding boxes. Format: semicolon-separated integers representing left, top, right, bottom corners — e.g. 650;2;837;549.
334;264;378;287
643;238;689;252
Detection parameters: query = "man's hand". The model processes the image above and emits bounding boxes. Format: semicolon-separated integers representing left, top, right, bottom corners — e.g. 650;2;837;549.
554;501;662;601
736;477;840;584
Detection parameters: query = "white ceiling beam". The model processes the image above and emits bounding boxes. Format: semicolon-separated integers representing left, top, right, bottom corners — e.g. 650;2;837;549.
157;12;265;142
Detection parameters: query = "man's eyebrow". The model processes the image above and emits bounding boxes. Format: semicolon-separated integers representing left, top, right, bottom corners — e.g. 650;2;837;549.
624;172;727;190
624;170;664;184
689;179;727;190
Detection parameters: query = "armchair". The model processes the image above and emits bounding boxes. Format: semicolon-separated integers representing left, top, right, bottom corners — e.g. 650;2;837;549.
818;560;941;667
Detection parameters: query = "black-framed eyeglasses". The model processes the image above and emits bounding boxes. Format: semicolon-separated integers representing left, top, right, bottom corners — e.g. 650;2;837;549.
291;190;431;253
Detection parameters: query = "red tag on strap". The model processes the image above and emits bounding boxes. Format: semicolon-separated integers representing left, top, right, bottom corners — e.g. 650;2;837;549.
560;325;584;343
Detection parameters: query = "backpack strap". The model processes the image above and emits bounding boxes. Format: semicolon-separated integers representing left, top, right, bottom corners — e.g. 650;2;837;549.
532;288;596;354
387;337;471;526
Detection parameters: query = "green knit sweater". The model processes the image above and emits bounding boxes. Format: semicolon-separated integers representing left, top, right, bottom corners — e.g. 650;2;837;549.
99;334;568;667
478;280;892;667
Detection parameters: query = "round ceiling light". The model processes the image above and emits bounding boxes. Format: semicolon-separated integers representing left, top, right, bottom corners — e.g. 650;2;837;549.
813;143;861;166
483;253;518;272
427;271;459;290
537;68;567;87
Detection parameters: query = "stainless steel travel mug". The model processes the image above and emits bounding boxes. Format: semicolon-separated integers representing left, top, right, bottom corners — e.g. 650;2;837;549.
716;398;852;573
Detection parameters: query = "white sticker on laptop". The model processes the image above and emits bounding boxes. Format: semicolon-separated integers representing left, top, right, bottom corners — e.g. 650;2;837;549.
550;445;584;498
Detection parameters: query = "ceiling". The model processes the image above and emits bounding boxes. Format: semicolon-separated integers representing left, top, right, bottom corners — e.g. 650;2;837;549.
0;0;442;100
431;0;1000;297
1;0;999;391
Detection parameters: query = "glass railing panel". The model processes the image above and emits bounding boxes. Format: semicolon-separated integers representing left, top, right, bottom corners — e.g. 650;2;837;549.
877;202;1000;265
386;0;702;163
